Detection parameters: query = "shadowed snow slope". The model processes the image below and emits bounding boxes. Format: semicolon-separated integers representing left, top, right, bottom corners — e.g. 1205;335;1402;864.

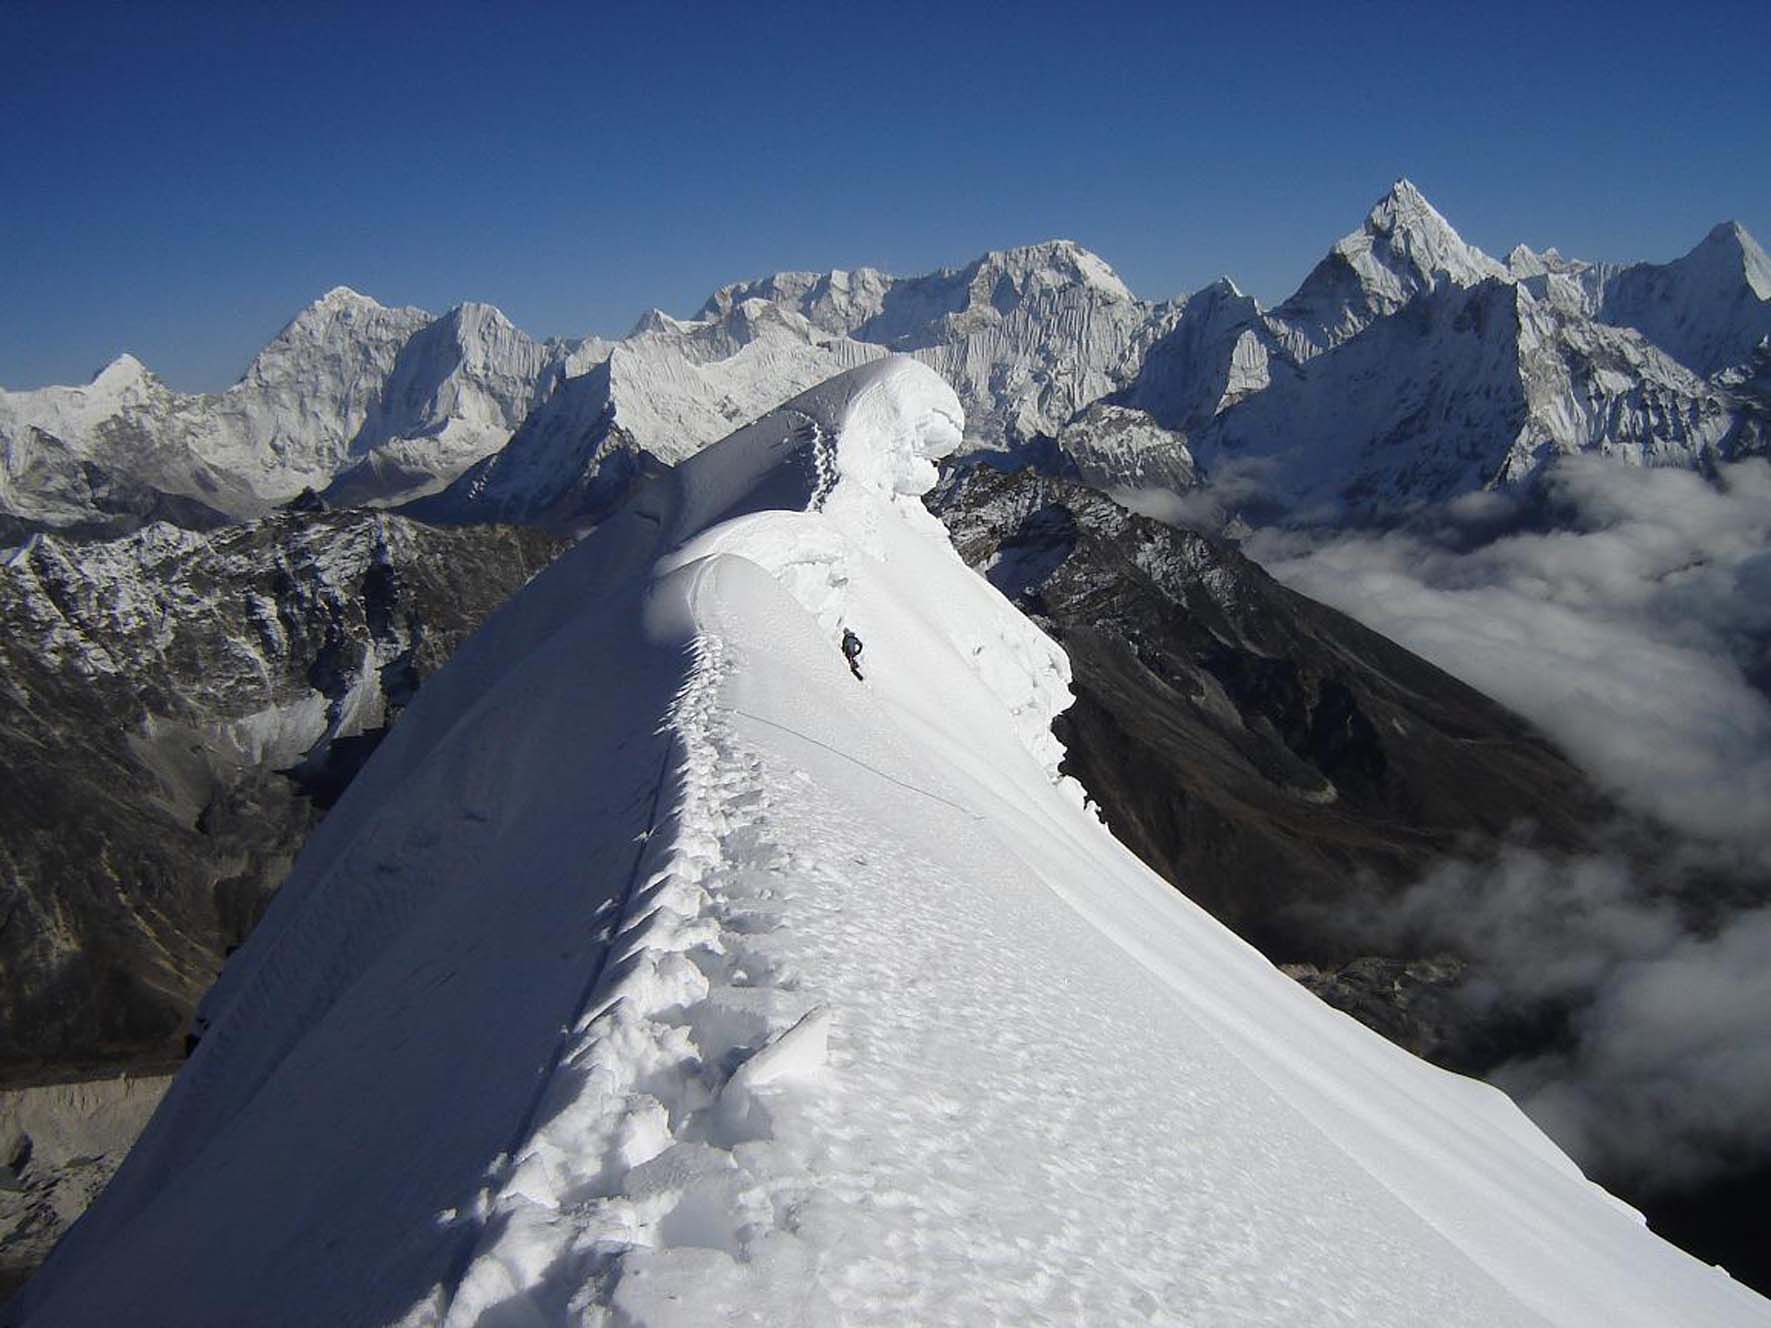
13;357;1768;1327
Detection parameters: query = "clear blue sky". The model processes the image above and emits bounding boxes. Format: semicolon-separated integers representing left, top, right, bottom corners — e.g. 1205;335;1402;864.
4;0;1767;392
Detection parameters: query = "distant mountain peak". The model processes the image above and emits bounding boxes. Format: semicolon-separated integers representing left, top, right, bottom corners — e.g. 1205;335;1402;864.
968;239;1134;302
1271;180;1509;358
1353;179;1503;279
316;285;382;309
1371;176;1434;222
445;299;510;322
1692;220;1771;298
90;351;151;386
628;308;696;337
1188;275;1252;305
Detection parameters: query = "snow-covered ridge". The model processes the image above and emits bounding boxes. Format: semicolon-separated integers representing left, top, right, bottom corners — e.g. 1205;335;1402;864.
17;357;1770;1326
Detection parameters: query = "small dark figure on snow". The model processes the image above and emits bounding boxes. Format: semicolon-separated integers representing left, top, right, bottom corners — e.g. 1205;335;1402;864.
840;627;865;680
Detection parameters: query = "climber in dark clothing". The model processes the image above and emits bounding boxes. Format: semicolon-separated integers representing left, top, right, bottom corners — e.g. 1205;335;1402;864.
840;627;865;680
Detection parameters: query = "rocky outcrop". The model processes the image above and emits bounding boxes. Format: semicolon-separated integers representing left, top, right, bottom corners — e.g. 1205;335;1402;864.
0;511;562;1080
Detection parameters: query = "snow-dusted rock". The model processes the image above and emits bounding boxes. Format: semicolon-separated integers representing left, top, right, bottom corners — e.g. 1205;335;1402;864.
1056;402;1197;495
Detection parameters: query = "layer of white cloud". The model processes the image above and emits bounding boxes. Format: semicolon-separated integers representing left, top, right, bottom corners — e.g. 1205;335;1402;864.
1239;456;1771;1192
1249;457;1771;860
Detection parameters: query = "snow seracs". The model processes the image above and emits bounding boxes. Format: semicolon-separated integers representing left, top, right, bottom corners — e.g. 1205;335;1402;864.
17;357;1770;1327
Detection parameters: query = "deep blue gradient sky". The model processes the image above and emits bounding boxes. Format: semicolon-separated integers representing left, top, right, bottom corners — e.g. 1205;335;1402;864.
4;0;1768;392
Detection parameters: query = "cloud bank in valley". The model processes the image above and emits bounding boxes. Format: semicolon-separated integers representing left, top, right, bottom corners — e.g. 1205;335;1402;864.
1367;845;1771;1190
1240;456;1771;1192
1250;457;1771;860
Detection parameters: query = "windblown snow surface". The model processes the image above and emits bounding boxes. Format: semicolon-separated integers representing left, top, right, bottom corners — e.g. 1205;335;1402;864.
14;358;1768;1327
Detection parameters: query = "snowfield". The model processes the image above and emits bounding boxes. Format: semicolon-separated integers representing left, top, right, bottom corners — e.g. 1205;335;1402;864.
13;358;1768;1326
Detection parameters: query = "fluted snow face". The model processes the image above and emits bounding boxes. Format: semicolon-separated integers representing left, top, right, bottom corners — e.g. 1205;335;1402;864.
326;302;563;502
221;288;434;485
905;244;1159;446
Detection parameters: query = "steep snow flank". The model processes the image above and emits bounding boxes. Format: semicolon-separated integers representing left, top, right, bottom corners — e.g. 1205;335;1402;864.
1271;179;1512;360
1115;277;1299;437
19;357;1769;1328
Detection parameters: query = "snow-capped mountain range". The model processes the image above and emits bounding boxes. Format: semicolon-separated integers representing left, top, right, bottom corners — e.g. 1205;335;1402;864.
14;358;1767;1326
7;181;1766;536
0;290;588;537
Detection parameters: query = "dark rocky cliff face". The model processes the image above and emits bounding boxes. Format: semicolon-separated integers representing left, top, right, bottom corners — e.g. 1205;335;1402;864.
929;464;1610;1061
0;512;563;1083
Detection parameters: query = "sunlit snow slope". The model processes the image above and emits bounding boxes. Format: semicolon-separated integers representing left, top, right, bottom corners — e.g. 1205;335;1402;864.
14;358;1768;1327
